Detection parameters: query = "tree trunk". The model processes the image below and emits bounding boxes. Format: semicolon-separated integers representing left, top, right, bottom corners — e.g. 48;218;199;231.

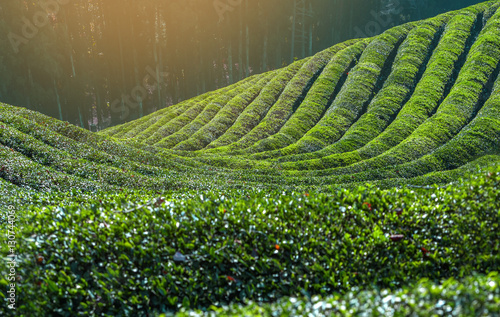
301;1;306;58
96;86;103;130
263;22;268;72
78;106;85;128
28;67;34;111
131;22;143;118
308;1;313;56
291;0;297;62
245;0;250;77
238;6;244;81
53;79;63;121
276;22;282;68
228;37;234;84
117;17;128;121
153;6;162;108
199;41;206;93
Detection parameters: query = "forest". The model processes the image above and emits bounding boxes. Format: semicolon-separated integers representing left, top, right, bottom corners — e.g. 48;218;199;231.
0;0;482;130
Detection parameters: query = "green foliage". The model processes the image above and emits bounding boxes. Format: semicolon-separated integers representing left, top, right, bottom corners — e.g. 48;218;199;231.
1;2;500;316
116;91;215;141
248;39;369;155
204;61;306;150
1;166;499;316
152;76;261;148
217;40;360;153
174;273;500;316
173;72;277;151
284;23;415;153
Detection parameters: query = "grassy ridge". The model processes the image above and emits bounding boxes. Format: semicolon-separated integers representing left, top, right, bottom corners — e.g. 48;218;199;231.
97;1;500;181
1;1;500;316
3;4;499;190
276;8;483;169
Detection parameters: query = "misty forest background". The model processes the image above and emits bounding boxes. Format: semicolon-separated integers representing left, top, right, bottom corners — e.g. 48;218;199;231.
0;0;484;130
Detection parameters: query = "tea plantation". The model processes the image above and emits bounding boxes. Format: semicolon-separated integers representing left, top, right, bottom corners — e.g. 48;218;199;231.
1;1;500;316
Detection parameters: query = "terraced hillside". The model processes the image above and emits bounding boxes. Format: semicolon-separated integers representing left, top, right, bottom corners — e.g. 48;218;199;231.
101;1;500;189
1;1;500;316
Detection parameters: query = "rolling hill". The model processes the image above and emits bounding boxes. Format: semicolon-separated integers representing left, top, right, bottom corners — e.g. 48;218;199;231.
1;1;500;316
0;1;499;193
99;1;500;187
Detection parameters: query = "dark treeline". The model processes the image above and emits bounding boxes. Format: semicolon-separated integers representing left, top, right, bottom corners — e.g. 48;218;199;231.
0;0;484;130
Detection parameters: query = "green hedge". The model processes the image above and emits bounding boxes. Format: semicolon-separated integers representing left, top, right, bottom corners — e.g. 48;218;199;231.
204;61;306;151
117;92;214;140
2;166;499;315
172;72;277;151
153;75;264;149
247;39;369;156
248;14;450;165
343;154;500;190
216;40;361;154
188;25;414;169
180;4;491;172
174;273;500;316
270;13;454;168
0;121;176;191
277;5;487;172
275;23;414;156
0;103;185;169
321;5;500;177
0;141;104;192
139;76;256;146
103;93;199;138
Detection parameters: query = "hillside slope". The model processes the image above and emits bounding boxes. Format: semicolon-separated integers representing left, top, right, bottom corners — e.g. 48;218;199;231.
0;2;498;194
98;0;500;186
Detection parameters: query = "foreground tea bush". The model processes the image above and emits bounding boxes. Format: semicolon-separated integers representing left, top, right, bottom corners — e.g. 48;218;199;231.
174;272;500;317
2;166;498;316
